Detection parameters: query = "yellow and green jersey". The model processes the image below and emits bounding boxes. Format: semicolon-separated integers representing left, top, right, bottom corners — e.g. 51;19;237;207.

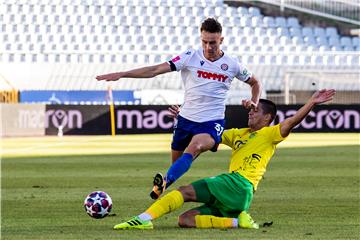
221;124;286;191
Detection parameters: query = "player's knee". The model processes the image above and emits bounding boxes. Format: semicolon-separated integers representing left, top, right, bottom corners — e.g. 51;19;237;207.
178;185;196;201
188;141;208;155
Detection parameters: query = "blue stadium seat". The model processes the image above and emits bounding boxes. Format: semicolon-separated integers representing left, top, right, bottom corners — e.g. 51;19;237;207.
263;16;276;27
287;17;300;28
275;17;287;28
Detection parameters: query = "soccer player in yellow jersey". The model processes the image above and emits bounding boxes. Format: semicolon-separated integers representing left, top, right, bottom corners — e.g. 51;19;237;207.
113;89;336;230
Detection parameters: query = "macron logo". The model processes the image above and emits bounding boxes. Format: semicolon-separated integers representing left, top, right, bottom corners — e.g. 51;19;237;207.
197;70;228;82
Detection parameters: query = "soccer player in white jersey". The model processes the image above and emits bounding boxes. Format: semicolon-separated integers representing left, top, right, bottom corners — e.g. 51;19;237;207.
96;18;262;199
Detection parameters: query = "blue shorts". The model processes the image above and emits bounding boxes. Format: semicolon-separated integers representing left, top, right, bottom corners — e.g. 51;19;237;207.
171;115;225;152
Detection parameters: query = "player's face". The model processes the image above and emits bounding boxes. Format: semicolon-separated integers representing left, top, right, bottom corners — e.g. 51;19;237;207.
201;31;223;61
248;104;266;129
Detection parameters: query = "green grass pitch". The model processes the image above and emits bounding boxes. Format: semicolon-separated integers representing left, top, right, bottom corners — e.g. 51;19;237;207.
1;134;359;239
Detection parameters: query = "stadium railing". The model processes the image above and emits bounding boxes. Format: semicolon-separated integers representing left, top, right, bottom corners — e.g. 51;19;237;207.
261;0;360;25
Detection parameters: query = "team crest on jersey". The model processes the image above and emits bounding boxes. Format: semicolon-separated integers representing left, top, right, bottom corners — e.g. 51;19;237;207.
249;132;257;139
200;60;205;66
172;56;180;62
221;63;228;71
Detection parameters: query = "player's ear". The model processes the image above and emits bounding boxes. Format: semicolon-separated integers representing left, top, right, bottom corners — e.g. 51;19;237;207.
264;113;272;124
220;36;224;44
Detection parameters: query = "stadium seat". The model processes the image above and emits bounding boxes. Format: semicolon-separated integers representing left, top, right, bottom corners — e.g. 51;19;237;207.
277;27;290;36
248;7;261;16
289;27;302;37
340;36;352;48
316;36;328;46
240;17;251;27
352;37;360;48
263;16;276;28
266;28;277;36
292;36;304;44
275;17;287;28
237;6;249;16
254;27;266;36
328;37;340;47
264;55;276;64
325;27;338;37
302;27;313;37
241;55;254;65
242;26;253;36
304;36;317;46
251;16;262;27
313;27;326;38
287;17;300;28
276;55;288;64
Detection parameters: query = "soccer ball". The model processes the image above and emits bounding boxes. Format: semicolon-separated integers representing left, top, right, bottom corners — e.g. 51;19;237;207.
84;191;113;219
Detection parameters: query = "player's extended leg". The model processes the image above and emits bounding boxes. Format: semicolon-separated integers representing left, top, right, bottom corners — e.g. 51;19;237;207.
149;149;183;199
150;134;214;200
167;134;214;185
166;134;215;185
114;185;195;230
171;149;184;163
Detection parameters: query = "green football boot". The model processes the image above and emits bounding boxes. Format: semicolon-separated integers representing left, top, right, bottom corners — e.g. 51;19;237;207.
238;211;259;229
113;216;153;230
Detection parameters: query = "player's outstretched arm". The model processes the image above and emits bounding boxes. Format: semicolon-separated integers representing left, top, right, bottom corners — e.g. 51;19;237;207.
96;62;172;81
242;76;262;109
280;89;336;137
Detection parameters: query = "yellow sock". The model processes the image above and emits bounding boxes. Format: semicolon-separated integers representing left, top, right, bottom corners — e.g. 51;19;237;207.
145;190;184;219
195;215;235;229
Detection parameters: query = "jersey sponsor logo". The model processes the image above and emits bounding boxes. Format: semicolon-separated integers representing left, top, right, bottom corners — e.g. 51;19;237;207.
171;56;180;63
197;70;228;82
235;139;247;149
221;63;228;71
241;153;262;171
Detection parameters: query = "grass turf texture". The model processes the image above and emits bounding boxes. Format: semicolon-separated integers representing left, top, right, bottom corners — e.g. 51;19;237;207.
1;134;359;239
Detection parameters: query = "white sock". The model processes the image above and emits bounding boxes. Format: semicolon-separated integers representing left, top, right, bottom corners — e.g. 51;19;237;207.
138;212;153;221
232;218;239;228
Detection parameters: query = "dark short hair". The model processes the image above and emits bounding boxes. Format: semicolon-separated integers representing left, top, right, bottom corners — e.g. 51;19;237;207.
259;99;277;123
200;18;222;33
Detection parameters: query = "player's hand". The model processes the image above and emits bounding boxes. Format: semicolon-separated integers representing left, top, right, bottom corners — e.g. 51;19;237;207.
167;105;180;119
311;89;336;104
242;99;258;110
96;72;123;81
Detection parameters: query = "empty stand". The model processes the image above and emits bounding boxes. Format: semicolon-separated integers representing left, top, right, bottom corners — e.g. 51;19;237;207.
0;0;359;93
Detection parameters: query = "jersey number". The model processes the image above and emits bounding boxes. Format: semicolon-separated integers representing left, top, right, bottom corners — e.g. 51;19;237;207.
214;123;224;136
